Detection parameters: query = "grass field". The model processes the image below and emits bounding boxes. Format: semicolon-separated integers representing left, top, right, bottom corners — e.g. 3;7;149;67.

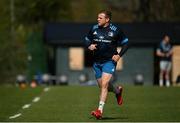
0;85;180;122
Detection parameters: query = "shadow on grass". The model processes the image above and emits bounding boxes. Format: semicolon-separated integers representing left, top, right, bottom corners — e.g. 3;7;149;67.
102;116;128;120
89;116;128;121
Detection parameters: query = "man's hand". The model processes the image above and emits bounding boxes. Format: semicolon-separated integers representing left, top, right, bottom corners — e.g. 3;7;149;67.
88;44;97;51
112;55;121;62
166;50;173;57
166;52;172;57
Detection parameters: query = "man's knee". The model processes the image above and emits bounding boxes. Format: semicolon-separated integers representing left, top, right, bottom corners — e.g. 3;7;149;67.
165;71;170;78
160;70;165;75
101;81;109;89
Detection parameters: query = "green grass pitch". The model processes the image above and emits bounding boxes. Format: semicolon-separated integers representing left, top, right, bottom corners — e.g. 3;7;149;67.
0;85;180;122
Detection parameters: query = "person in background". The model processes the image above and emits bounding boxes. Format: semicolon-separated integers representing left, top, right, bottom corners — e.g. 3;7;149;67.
156;35;173;87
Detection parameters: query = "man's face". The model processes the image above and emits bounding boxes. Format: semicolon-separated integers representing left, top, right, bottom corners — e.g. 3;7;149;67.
97;13;109;27
164;36;170;44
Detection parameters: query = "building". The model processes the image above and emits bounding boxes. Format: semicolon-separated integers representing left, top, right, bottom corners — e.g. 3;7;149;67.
44;23;180;85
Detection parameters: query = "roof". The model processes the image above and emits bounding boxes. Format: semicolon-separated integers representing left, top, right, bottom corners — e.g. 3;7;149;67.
44;22;180;46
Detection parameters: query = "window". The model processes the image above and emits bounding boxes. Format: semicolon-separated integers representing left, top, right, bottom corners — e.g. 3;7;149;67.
172;46;180;84
69;47;84;70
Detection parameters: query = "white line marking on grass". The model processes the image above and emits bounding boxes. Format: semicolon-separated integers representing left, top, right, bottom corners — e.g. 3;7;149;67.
44;87;50;92
22;104;31;109
9;113;21;119
9;87;50;120
32;97;40;103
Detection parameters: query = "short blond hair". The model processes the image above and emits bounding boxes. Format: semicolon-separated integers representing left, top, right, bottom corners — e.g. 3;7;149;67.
99;10;112;20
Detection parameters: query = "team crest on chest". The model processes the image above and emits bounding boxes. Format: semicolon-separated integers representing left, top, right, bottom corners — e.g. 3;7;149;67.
108;31;114;37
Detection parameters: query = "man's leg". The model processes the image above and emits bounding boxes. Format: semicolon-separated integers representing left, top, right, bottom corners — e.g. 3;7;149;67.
108;75;116;93
97;78;102;88
100;72;112;102
96;72;112;114
103;61;123;105
99;77;123;105
165;62;171;87
159;61;165;87
96;78;119;111
165;71;170;87
91;61;121;119
98;77;116;94
159;70;164;87
91;63;104;119
91;73;112;119
108;77;121;94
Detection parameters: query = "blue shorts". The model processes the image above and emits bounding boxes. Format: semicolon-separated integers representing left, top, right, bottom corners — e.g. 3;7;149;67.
93;60;117;79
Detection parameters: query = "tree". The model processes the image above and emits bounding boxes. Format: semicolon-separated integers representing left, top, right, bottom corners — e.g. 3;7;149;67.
15;0;72;25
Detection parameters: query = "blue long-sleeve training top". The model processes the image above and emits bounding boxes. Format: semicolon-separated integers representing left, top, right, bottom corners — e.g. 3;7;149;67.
84;23;129;63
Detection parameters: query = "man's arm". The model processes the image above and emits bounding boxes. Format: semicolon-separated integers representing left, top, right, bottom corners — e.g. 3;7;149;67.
84;36;92;48
118;41;129;57
112;28;129;62
84;27;97;51
112;42;129;62
84;36;97;51
156;49;165;57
